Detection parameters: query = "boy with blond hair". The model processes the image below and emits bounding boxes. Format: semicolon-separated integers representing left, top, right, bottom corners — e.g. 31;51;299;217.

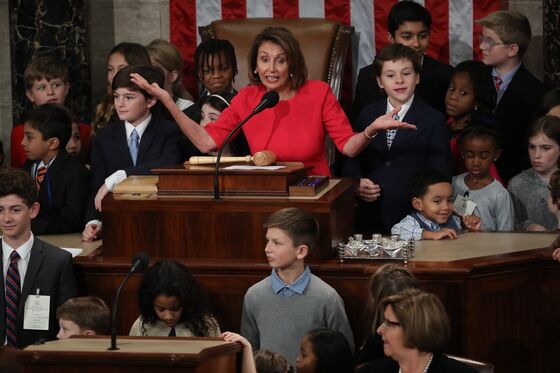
11;56;90;167
240;207;353;365
476;10;544;182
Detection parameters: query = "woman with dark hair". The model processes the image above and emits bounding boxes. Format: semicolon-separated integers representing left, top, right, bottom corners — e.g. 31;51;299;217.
357;264;421;365
129;260;220;337
536;88;560;118
132;27;413;176
357;289;476;373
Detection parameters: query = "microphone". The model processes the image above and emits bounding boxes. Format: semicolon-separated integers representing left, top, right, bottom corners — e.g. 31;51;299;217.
213;91;280;199
108;252;149;350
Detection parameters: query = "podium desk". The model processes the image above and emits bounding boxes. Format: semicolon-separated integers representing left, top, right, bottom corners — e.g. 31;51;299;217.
101;178;355;261
17;336;241;372
65;232;559;373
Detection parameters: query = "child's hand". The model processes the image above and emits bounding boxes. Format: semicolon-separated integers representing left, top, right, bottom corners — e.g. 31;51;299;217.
82;223;102;242
357;178;381;202
130;73;172;104
365;106;417;135
221;332;252;348
422;228;458;240
553;248;560;262
462;214;481;232
550;235;560;262
94;184;110;212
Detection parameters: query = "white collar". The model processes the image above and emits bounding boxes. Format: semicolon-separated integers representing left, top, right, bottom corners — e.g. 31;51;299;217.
125;114;152;140
386;94;415;120
2;233;34;263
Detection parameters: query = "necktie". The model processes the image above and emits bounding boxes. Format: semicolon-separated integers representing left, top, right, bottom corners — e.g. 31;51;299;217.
168;327;176;337
494;75;503;91
386;113;400;149
36;166;47;190
5;251;21;347
129;129;139;166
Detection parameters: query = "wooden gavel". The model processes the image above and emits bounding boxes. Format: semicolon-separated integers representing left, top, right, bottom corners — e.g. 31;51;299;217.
189;150;277;166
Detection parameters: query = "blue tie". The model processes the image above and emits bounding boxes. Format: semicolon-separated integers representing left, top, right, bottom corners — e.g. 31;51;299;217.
129;129;139;166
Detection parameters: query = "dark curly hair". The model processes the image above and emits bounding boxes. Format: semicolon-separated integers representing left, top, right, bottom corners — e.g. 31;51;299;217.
451;60;496;124
305;329;354;373
194;38;238;89
137;260;217;336
0;168;38;207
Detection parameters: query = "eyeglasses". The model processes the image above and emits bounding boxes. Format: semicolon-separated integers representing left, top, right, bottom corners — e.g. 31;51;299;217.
479;35;505;49
380;319;401;329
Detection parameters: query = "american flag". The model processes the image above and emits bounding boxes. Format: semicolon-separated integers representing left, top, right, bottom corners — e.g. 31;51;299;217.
170;0;500;99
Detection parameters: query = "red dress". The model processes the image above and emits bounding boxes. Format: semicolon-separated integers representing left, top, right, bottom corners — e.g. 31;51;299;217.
205;80;354;176
10;122;91;168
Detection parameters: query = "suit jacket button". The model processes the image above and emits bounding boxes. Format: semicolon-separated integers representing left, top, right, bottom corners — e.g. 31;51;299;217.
385;161;391;166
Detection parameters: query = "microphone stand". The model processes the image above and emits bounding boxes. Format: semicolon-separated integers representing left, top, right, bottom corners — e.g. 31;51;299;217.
108;260;143;350
213;113;258;200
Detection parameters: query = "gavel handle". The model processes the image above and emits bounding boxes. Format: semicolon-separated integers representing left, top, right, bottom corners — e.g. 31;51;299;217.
189;155;252;165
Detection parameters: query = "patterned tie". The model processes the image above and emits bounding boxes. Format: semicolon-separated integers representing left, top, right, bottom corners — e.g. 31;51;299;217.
129;129;139;166
168;327;176;337
386;113;400;149
494;75;503;91
35;166;47;190
5;251;21;347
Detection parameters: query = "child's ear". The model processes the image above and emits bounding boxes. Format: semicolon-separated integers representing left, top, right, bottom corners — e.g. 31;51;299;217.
47;137;60;151
146;97;157;109
376;76;384;89
63;81;70;97
387;32;395;44
30;202;40;219
493;149;502;161
412;197;423;212
506;43;520;58
25;90;36;104
296;244;309;260
168;70;179;84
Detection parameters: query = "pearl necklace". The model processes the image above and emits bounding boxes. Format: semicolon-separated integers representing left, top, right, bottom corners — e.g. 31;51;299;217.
398;353;434;373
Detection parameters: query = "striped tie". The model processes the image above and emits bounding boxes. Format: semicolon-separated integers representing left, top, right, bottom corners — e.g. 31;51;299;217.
386;113;400;149
36;166;47;190
5;251;21;347
494;75;503;91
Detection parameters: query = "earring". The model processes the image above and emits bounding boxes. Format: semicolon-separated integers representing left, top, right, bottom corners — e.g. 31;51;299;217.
254;70;257;74
474;105;479;111
289;73;293;78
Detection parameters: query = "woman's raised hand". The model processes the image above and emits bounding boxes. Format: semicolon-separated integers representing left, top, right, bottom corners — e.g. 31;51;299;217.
365;106;417;137
130;73;171;103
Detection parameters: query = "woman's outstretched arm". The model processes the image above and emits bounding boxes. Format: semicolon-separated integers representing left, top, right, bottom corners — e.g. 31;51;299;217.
130;72;217;153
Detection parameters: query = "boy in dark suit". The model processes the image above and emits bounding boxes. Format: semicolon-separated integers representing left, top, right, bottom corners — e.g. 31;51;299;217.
352;0;452;121
476;11;545;182
342;44;450;234
0;168;77;348
21;104;89;234
82;65;184;241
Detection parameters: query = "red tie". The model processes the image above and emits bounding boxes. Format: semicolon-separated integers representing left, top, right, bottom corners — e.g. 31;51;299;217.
36;166;47;190
494;76;503;91
5;251;21;347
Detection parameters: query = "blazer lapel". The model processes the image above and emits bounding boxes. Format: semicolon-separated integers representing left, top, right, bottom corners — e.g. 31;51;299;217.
136;118;156;165
114;122;134;166
17;239;44;320
389;98;419;150
0;241;5;337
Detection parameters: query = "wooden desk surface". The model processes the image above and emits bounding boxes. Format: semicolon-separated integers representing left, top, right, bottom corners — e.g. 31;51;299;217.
38;234;102;257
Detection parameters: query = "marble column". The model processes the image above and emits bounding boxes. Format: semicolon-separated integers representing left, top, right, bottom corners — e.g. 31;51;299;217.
543;0;560;87
9;0;91;123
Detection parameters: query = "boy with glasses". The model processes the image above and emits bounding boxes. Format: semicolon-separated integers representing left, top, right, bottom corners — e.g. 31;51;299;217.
476;11;544;182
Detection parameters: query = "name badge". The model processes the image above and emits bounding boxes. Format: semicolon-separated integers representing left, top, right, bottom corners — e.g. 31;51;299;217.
23;290;50;331
453;194;477;216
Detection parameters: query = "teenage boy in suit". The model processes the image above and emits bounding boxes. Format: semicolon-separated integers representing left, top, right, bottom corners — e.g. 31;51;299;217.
82;65;184;241
342;44;450;234
0;168;77;348
21;104;89;234
476;10;545;182
352;0;452;121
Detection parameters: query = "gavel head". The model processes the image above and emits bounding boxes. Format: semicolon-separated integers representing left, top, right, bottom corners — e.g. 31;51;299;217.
252;150;277;166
